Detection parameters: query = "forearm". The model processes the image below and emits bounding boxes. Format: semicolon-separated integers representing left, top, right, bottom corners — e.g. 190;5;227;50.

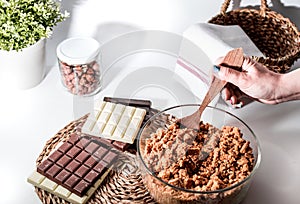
277;68;300;103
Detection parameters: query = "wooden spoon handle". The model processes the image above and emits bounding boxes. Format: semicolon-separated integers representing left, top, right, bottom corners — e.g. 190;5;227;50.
198;48;244;116
220;47;244;71
198;77;226;116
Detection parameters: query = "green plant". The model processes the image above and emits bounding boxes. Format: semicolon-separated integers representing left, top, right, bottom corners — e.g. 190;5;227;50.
0;0;69;51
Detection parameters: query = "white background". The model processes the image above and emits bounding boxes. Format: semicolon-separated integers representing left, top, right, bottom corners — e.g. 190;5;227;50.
1;0;300;203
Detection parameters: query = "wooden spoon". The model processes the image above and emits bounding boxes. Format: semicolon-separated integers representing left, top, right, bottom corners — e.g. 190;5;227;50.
177;48;244;130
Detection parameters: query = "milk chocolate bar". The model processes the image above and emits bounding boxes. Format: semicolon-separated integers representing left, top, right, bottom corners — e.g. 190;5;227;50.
82;101;146;144
81;130;130;152
36;133;117;197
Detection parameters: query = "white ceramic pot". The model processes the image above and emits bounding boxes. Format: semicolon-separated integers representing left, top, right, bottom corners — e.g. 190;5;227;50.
0;38;46;89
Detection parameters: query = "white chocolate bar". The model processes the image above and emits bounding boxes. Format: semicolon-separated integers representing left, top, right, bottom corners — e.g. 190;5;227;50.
103;102;115;112
82;101;146;144
113;104;126;114
118;115;131;127
97;112;111;123
91;122;106;134
112;125;127;138
82;120;96;132
27;168;111;204
102;123;116;137
55;185;71;199
94;100;106;111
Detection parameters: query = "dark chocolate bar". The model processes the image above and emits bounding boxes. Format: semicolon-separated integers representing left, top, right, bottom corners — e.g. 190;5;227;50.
37;133;117;197
103;97;152;109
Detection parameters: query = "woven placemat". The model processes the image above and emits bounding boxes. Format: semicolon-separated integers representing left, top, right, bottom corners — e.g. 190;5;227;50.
34;114;157;204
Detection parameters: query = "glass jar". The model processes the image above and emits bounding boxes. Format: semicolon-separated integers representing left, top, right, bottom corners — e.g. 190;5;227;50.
57;37;102;96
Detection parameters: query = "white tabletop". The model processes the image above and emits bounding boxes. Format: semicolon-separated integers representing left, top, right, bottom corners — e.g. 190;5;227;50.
1;1;300;204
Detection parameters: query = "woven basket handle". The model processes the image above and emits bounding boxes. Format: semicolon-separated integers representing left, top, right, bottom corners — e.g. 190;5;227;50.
220;0;268;15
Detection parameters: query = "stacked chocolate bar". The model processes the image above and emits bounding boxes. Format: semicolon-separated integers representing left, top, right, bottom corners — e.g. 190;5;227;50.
28;133;116;204
28;97;152;204
81;97;153;153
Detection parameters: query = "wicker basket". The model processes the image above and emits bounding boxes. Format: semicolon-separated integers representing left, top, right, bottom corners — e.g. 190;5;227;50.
209;0;300;73
34;114;157;204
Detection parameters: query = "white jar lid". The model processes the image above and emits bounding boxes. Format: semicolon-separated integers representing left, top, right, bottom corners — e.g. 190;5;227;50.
56;37;100;65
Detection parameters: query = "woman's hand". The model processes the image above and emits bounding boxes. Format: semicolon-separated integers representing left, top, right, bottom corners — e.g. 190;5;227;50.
214;56;296;105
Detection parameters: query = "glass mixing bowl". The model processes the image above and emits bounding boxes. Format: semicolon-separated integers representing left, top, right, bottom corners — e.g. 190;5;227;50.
137;104;261;204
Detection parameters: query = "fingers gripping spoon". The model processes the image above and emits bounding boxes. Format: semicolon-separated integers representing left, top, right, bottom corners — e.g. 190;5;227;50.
177;48;244;130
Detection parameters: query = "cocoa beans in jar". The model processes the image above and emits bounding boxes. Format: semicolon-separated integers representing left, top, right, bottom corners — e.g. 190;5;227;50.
57;37;102;96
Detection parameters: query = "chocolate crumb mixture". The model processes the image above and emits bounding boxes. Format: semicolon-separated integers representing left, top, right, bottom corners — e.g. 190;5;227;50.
143;122;254;191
